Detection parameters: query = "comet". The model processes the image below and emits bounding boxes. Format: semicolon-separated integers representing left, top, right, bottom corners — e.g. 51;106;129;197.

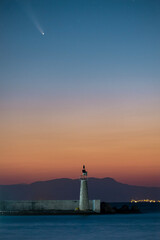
19;1;44;36
31;16;44;36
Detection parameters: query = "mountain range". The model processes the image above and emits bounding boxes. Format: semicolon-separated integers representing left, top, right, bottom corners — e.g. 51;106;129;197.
0;178;159;202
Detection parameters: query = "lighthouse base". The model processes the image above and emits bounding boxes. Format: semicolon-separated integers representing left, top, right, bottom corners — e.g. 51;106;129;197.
79;179;89;211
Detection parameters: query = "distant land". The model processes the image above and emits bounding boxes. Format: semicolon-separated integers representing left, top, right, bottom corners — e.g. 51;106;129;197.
0;178;160;202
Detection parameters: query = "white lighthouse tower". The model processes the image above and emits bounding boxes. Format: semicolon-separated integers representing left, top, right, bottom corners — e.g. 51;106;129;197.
79;165;89;211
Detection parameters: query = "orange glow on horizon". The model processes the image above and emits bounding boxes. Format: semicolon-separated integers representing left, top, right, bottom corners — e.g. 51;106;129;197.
0;101;160;186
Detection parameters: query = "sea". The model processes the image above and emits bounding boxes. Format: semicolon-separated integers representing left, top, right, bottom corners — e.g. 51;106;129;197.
0;213;159;240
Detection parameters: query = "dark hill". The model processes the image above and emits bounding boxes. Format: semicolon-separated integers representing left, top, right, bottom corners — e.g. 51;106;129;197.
0;178;159;202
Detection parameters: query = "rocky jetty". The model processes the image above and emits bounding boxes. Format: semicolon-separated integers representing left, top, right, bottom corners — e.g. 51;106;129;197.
101;202;140;214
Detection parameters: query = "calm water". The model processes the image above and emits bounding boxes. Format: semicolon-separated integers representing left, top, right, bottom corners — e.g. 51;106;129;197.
0;213;160;240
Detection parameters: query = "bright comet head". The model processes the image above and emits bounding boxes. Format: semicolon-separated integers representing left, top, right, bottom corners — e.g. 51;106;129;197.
42;32;44;35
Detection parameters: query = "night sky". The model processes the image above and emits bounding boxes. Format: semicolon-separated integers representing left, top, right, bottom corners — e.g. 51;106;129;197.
0;0;160;186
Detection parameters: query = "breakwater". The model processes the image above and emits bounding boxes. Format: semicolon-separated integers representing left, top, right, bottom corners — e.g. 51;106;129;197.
0;200;100;215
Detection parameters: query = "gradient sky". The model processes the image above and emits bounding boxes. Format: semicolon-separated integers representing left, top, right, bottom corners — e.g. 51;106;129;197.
0;0;160;186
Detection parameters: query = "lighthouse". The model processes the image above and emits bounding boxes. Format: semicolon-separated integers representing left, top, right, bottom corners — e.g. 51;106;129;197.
79;165;89;211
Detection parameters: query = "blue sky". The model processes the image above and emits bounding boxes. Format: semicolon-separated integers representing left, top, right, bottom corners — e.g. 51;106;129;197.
0;0;160;185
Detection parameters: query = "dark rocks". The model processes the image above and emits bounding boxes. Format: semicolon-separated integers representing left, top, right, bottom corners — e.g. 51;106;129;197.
101;202;116;214
130;205;141;213
101;202;140;214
